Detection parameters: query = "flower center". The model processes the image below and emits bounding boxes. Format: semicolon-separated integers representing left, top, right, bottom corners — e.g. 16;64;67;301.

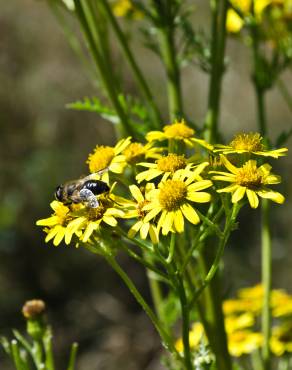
156;154;187;173
87;146;115;173
123;142;145;164
137;200;149;219
235;161;264;188
230;132;264;152
88;205;106;220
159;180;187;211
163;120;194;139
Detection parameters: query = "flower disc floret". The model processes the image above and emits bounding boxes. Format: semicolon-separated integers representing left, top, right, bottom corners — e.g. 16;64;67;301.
143;168;212;235
163;121;194;139
157;154;187;173
88;146;115;173
214;132;287;158
235;161;264;187
136;154;191;183
123;142;145;164
146;119;213;150
158;180;187;211
87;137;131;179
211;155;285;208
230;132;264;151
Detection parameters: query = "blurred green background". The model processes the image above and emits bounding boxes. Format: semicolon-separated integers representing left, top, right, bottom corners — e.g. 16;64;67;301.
1;1;291;369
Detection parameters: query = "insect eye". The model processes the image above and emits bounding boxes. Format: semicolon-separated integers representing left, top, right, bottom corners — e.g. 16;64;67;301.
55;186;63;201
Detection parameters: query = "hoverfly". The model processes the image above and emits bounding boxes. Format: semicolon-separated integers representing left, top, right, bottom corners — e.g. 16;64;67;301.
55;169;109;208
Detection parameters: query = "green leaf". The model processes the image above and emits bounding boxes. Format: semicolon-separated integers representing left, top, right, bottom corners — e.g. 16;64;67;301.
12;330;32;356
160;292;180;327
1;336;11;356
66;97;119;124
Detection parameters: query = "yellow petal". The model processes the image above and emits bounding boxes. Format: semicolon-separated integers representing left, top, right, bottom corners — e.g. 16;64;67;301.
232;186;246;203
128;221;143;238
226;9;244;33
217;184;238;193
45;226;60;243
246;189;259;209
83;222;98;242
144;207;162;223
220;155;239;174
162;212;175;235
257;190;285;204
36;216;59;226
65;229;74;245
187;180;213;192
149;225;159;244
140;222;150;239
265;174;281;185
129;185;144;202
174;210;184;233
103;216;117;227
212;175;236;182
180;203;200;225
53;227;66;246
187;191;211;203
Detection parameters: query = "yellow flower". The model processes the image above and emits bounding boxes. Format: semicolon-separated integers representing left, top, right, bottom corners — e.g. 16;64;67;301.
146;119;213;150
228;330;263;357
122;141;163;166
142;163;212;235
175;323;205;353
214;132;288;158
112;0;143;19
238;283;264;299
67;197;124;243
211;155;285;208
36;201;77;246
87;137;131;181
225;313;255;333
270;323;292;356
121;184;159;244
136;154;192;183
272;293;292;317
227;0;280;33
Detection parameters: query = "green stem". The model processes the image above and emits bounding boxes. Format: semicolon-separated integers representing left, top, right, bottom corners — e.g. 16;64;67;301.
99;0;162;128
204;0;228;143
251;9;272;368
188;203;240;308
43;331;55;370
166;233;176;264
103;253;180;360
261;199;272;370
277;78;292;113
177;275;193;370
152;3;183;120
11;341;25;370
73;0;133;136
67;343;78;370
119;243;169;282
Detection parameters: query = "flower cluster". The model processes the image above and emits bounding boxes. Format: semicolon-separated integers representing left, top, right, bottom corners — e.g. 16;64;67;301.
36;123;287;247
227;0;292;57
176;284;292;357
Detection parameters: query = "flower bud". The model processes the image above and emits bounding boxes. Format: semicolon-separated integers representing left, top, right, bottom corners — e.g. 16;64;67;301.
22;299;47;340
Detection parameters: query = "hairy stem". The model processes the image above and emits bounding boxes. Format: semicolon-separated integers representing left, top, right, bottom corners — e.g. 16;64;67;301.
204;0;228;143
99;0;162;128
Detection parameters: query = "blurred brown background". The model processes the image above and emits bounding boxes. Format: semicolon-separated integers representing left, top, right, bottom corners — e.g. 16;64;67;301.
0;1;291;369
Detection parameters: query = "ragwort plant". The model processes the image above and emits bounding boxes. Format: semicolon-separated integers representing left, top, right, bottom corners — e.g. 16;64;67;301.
3;1;292;370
